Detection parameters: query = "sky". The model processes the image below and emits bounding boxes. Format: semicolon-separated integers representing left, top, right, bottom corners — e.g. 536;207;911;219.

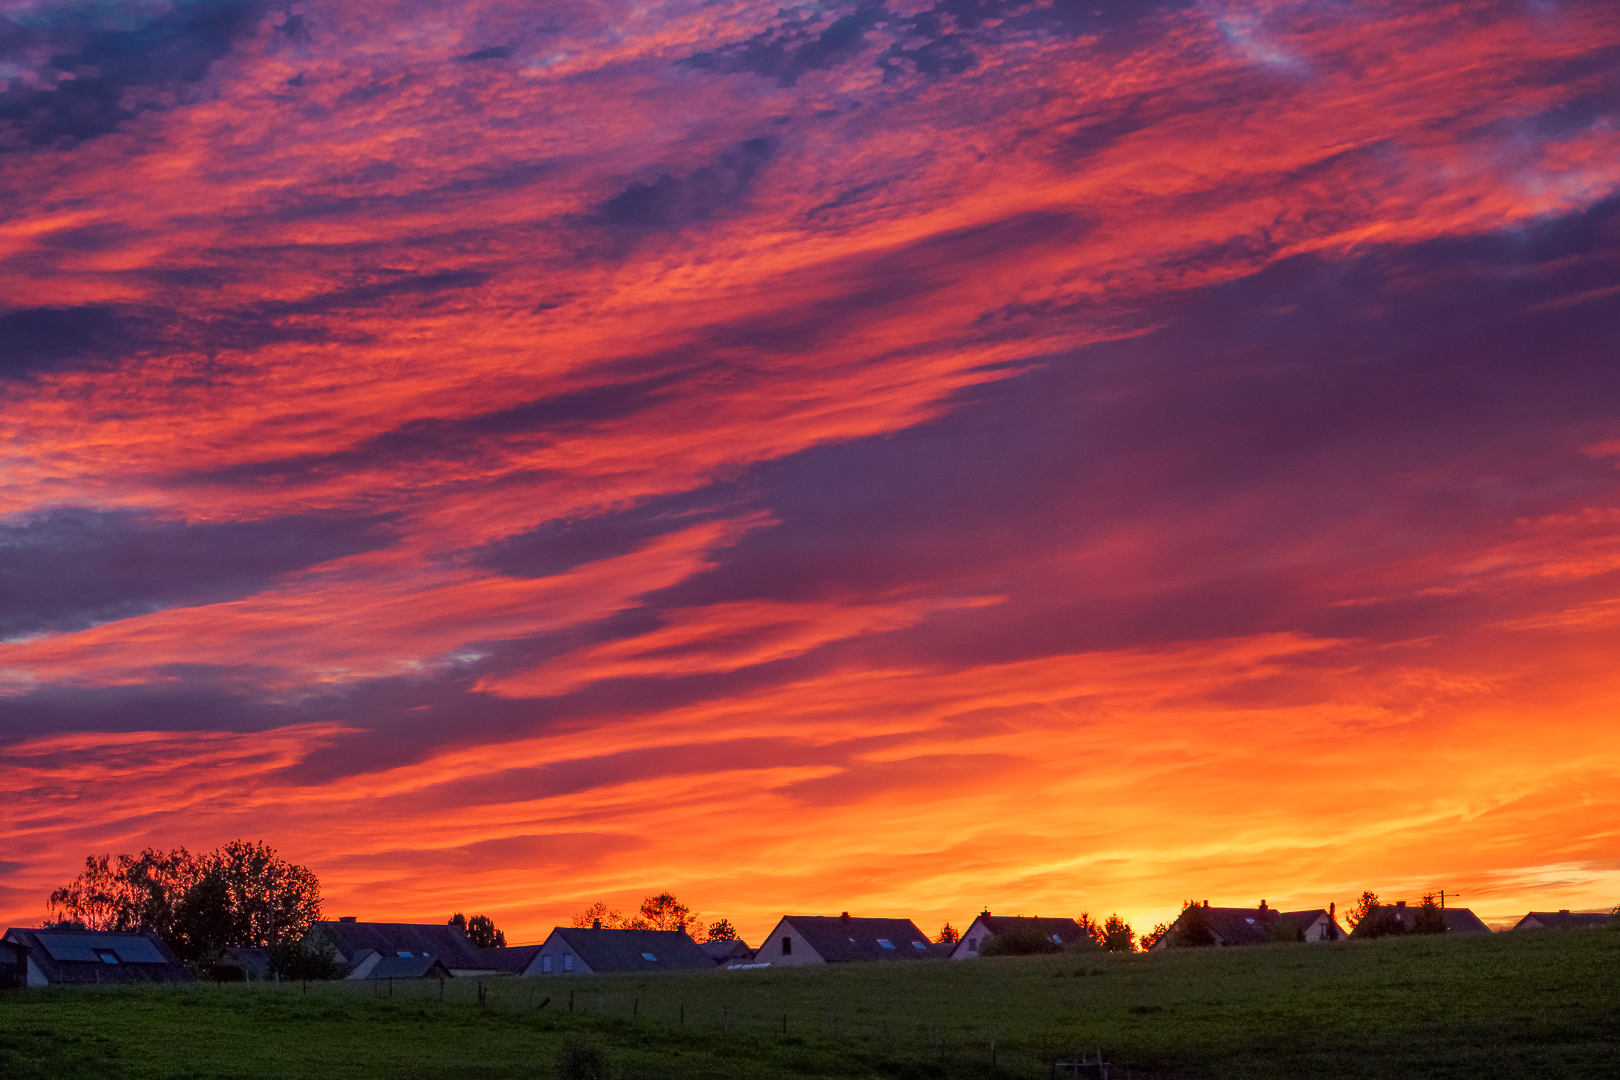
1;0;1618;944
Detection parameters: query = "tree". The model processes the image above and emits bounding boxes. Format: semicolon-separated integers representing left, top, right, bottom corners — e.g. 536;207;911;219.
706;918;738;941
46;841;322;963
1345;891;1379;930
1100;914;1134;953
936;922;960;945
638;892;700;938
1139;922;1172;951
1072;912;1104;950
450;912;507;948
1412;892;1445;935
572;902;628;929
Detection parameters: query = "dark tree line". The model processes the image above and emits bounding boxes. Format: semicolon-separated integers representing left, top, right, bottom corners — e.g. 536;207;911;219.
46;840;325;967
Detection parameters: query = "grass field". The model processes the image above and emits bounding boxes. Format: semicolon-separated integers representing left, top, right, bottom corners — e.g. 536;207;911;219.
2;929;1617;1079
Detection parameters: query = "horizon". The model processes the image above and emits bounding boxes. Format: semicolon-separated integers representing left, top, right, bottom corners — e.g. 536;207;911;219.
2;0;1618;946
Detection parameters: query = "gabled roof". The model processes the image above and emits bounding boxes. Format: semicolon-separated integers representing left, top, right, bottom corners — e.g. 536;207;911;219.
478;943;544;974
546;927;714;973
1198;907;1280;946
1512;910;1613;931
1158;905;1341;948
367;954;452;979
700;938;752;963
308;921;485;970
973;915;1088;943
782;916;933;963
1347;904;1492;937
2;927;192;984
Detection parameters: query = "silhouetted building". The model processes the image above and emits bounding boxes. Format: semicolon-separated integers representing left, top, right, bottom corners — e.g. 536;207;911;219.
750;913;934;966
1;928;192;986
1150;900;1345;949
950;912;1090;958
1510;909;1614;931
525;926;714;975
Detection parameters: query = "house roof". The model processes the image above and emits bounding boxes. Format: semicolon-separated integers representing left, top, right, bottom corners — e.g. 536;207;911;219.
699;938;752;963
546;927;715;973
308;921;485;969
1512;910;1614;931
2;927;192;984
367;954;452;979
781;916;934;963
478;943;543;974
1348;904;1492;937
972;915;1088;943
1161;905;1340;947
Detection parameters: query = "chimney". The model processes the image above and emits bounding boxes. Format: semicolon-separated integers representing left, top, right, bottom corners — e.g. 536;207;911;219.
1329;902;1335;917
1203;900;1209;907
1395;900;1406;909
1259;900;1267;912
339;916;357;923
592;919;602;930
1559;909;1570;915
841;911;850;925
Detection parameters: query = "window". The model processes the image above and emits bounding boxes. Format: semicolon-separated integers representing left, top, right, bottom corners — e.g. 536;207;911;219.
877;939;895;949
781;936;792;955
397;951;413;957
1052;934;1062;944
912;941;927;950
563;954;574;972
541;955;553;974
641;953;658;962
93;949;119;964
968;938;978;952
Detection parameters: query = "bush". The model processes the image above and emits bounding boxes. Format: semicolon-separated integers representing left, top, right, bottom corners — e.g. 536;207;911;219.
979;924;1063;956
556;1039;610;1080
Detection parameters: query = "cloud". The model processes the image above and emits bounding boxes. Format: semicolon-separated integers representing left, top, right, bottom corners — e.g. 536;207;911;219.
0;508;394;641
0;0;269;152
601;137;778;229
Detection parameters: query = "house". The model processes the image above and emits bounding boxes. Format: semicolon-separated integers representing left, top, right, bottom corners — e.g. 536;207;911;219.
219;946;271;981
304;917;499;978
949;912;1088;958
1;927;192;986
0;937;28;989
749;913;935;967
523;925;714;975
1510;909;1615;931
478;943;544;975
700;938;753;965
1149;901;1345;950
347;952;453;980
1346;901;1492;938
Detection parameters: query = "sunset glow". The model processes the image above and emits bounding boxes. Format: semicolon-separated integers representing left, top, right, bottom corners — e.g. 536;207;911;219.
3;0;1618;943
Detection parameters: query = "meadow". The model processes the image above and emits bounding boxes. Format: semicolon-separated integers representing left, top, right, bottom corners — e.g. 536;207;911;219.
2;929;1616;1080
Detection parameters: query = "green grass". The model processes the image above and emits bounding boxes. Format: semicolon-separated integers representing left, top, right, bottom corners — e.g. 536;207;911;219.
2;929;1617;1079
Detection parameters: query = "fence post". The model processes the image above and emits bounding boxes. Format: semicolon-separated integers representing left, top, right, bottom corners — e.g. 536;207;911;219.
680;1002;685;1025
569;989;574;1012
782;1012;787;1036
633;997;639;1020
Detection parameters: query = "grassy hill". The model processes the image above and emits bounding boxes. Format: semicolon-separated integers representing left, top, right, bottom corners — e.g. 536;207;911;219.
2;928;1616;1079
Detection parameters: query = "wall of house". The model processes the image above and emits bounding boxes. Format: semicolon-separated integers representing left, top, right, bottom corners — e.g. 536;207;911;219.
950;918;993;959
747;921;823;967
527;936;594;976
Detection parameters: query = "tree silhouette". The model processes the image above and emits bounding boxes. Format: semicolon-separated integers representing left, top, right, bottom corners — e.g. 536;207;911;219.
449;912;507;948
936;922;959;944
1101;913;1135;953
706;918;738;941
